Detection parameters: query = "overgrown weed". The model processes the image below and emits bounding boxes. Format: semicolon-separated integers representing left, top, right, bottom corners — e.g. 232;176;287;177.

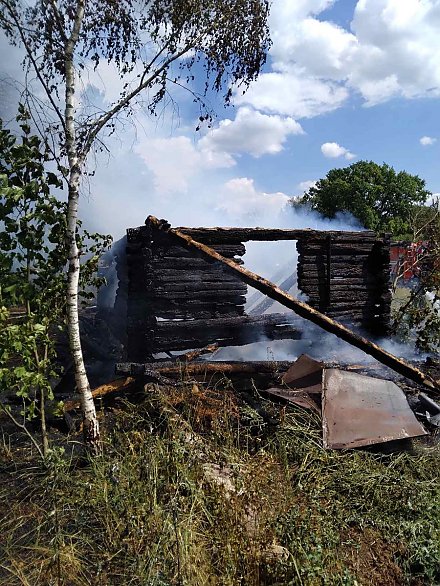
0;381;439;585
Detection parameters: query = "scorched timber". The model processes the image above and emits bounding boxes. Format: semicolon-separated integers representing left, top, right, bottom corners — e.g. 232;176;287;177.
177;227;378;243
149;291;247;303
116;361;294;377
146;301;247;318
304;292;392;304
151;273;247;284
298;254;382;263
299;281;389;291
147;215;439;393
150;282;248;294
144;258;244;269
300;276;390;287
298;266;388;278
151;244;246;258
151;314;303;351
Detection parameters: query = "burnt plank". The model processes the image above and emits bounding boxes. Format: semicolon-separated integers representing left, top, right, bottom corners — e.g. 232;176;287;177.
149;290;247;301
151;243;246;258
173;226;378;243
150;282;248;294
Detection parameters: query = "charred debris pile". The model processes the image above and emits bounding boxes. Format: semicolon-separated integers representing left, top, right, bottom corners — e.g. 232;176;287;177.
76;216;440;451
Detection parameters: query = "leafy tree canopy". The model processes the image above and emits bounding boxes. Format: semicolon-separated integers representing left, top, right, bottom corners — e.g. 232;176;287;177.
301;161;431;237
0;0;271;157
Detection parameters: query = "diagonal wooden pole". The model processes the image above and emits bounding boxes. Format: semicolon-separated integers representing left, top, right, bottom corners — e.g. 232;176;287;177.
146;215;439;394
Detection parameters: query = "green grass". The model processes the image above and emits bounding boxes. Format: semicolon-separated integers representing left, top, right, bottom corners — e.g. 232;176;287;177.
0;381;439;585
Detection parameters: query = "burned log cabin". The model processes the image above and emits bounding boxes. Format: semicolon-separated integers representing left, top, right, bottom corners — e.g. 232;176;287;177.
116;219;391;362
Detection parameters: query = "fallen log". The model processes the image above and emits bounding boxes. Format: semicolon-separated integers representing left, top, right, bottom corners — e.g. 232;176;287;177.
116;361;293;377
182;343;219;362
147;215;439;394
64;377;136;411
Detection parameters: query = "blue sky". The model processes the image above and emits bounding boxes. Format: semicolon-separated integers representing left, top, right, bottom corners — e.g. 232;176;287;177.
1;0;440;238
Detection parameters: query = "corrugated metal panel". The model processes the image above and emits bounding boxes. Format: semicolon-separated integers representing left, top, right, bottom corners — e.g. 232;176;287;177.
322;369;427;449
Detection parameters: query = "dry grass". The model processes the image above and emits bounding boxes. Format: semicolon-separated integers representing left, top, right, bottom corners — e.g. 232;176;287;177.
0;380;439;585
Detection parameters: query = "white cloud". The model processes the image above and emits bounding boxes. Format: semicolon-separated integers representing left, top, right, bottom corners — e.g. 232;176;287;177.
235;70;349;118
420;135;437;146
297;179;317;192
216;177;291;221
134;106;306;193
238;0;440;116
199;107;303;157
321;142;356;160
134;134;234;193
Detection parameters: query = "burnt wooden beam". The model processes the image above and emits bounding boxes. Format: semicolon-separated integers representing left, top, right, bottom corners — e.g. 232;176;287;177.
299;276;390;287
148;291;247;302
304;291;393;304
151;272;245;284
298;265;387;277
147;301;247;318
151;244;246;258
155;313;301;333
64;377;137;411
175;226;378;243
143;257;244;269
298;254;389;264
116;361;293;377
149;282;248;294
146;215;439;394
152;313;303;351
297;244;386;255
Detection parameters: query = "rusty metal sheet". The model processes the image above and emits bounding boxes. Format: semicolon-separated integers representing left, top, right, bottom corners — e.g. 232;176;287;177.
264;387;320;413
322;369;427;449
281;354;324;394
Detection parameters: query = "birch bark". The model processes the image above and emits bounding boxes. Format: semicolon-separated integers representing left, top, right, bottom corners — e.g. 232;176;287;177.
64;0;101;454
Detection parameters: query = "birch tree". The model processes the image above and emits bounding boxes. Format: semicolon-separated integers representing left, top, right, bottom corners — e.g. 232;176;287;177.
0;0;271;454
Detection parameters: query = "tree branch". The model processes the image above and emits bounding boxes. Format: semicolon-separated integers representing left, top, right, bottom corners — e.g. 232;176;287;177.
0;0;66;133
47;0;67;43
0;403;45;461
414;206;440;240
80;43;195;161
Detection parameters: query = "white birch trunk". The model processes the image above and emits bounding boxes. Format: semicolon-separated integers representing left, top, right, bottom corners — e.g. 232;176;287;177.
64;0;101;454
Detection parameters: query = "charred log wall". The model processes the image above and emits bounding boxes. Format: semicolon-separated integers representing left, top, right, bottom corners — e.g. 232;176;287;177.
123;221;391;361
297;232;391;335
126;222;250;360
